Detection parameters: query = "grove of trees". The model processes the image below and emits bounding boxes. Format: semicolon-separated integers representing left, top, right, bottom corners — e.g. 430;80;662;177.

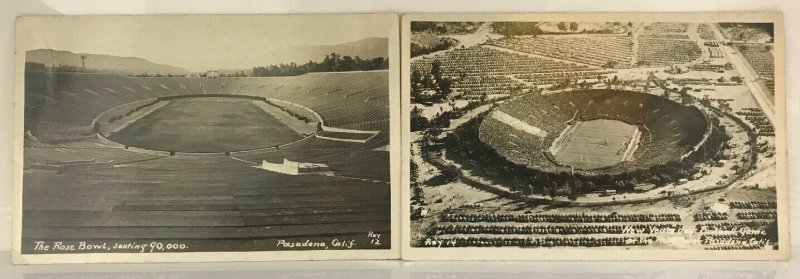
252;53;389;77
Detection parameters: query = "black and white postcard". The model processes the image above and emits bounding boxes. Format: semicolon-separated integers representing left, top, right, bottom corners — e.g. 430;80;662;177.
12;14;400;263
402;12;789;260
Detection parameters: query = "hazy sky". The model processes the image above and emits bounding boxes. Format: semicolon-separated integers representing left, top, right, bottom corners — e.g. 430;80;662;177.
17;15;394;71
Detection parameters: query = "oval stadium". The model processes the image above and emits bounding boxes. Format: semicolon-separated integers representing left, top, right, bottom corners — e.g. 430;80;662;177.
478;89;715;175
22;69;392;253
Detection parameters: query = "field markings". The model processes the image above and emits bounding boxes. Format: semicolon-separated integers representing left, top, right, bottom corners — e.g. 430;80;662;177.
553;119;639;169
82;89;99;96
58;90;79;99
229;156;258;165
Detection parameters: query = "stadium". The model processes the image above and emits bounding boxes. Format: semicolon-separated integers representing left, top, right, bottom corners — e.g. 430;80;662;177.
441;88;729;200
478;89;719;175
409;21;778;251
21;69;391;253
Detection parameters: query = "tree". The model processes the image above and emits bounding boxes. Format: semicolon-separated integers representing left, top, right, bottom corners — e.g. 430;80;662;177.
410;107;429;132
557;22;568;31
251;52;388;77
410;160;420;183
605;60;618;68
430;60;443;81
340;55;354;71
570;22;579;32
411;70;423;94
437;78;452;99
586;181;597;192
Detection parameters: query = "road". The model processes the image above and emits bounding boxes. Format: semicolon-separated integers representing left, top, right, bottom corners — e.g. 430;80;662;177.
722;44;776;126
714;23;776;126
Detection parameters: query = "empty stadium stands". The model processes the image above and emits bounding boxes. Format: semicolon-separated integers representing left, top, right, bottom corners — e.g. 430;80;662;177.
21;69;391;253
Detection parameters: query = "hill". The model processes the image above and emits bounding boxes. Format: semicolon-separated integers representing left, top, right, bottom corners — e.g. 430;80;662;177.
410;33;458;57
26;49;190;75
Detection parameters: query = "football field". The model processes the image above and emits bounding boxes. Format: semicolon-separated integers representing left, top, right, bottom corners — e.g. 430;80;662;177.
110;97;302;153
550;119;640;170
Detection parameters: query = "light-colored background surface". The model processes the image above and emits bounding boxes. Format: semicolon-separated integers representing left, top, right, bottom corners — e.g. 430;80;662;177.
1;0;798;274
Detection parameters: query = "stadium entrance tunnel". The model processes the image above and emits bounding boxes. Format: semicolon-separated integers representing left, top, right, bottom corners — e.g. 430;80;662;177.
96;95;315;153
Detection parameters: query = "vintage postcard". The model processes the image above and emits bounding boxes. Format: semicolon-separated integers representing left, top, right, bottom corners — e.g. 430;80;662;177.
12;14;400;263
402;13;788;260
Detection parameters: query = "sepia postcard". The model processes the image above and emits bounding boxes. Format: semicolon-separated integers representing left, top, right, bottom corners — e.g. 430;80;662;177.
12;14;400;263
401;12;789;260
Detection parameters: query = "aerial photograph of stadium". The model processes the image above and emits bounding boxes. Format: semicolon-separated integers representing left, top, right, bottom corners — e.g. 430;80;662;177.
15;15;397;258
406;17;785;255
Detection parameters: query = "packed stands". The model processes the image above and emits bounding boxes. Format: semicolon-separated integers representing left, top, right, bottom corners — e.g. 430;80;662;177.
479;89;710;174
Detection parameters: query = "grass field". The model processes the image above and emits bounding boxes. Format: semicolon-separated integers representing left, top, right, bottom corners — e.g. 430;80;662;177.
110;97;301;152
550;119;640;169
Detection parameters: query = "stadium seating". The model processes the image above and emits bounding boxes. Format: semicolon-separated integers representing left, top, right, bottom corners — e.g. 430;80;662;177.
21;69;392;252
25;71;390;137
479;89;709;173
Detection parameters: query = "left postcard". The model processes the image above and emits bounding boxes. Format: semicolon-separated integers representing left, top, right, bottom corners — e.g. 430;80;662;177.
12;14;400;263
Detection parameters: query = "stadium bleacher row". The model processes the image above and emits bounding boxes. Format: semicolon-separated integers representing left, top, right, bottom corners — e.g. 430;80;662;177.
24;71;391;138
22;69;392;252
